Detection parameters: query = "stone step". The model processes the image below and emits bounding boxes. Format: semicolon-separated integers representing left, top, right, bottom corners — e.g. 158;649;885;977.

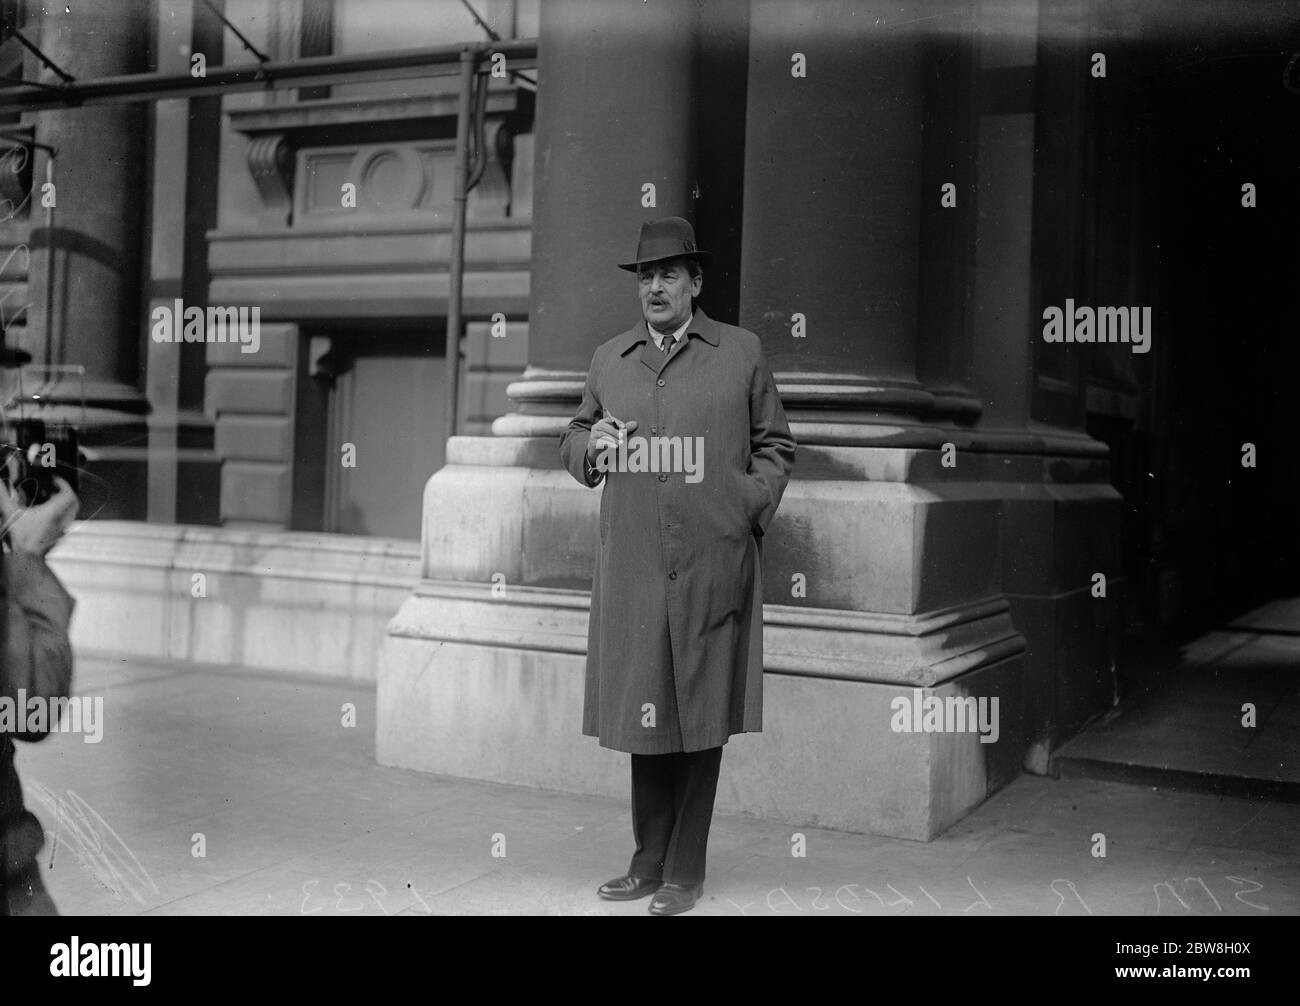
1052;615;1300;804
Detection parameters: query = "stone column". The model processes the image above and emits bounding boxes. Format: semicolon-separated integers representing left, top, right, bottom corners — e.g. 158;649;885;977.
722;0;1029;834
493;0;698;438
23;1;150;517
734;0;1118;786
740;0;933;432
968;0;1121;771
379;0;715;817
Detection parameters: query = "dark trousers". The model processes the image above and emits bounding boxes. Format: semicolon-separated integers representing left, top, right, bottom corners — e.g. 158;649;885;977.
628;746;723;886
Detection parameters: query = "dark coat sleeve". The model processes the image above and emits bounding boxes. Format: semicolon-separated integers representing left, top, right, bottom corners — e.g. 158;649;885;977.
744;344;796;537
559;347;607;489
1;552;76;889
2;553;75;742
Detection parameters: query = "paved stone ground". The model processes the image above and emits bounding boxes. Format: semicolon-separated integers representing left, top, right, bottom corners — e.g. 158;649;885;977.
12;656;1298;917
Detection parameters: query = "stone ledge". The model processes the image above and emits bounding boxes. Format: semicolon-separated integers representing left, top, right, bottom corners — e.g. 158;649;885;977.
443;433;1117;484
387;581;1026;688
48;521;419;680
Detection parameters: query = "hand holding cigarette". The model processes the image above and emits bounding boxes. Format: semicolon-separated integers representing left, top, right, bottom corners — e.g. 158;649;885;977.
586;413;638;464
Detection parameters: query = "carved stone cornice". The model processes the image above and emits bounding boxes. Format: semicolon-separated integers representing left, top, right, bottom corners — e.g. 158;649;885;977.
227;87;531;138
230;84;531;230
392;581;1025;689
246;133;295;226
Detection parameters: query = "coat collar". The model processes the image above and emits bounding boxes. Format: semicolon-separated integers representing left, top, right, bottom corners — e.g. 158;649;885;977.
613;307;721;358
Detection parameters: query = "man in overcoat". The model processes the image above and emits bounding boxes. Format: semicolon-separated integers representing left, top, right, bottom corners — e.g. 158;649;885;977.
560;217;795;915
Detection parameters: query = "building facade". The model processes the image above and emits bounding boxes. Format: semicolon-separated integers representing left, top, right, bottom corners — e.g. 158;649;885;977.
3;0;1297;839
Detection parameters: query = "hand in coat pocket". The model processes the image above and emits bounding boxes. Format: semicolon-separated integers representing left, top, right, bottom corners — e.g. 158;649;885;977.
736;473;770;537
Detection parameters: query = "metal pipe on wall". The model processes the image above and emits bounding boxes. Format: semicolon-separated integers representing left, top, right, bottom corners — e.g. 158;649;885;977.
0;39;537;113
445;48;478;442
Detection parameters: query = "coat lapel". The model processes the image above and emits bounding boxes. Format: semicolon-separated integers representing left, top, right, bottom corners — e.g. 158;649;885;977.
630;311;721;376
639;332;667;375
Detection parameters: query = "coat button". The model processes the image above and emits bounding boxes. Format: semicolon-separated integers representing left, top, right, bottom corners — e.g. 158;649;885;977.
658;473;667;482
657;379;665;387
669;571;677;580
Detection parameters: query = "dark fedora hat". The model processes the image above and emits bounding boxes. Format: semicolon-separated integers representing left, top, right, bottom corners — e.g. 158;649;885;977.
617;216;713;272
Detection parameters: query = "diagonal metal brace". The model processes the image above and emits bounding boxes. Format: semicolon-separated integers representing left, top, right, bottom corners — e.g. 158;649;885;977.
7;27;75;83
458;0;536;88
199;0;271;68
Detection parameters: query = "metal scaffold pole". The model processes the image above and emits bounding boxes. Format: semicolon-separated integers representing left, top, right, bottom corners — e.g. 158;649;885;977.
0;39;537;113
445;47;478;442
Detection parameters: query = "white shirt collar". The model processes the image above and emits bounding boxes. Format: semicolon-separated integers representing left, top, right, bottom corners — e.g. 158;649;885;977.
647;313;693;350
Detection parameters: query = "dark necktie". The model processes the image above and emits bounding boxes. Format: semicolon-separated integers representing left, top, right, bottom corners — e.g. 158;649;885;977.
660;336;673;355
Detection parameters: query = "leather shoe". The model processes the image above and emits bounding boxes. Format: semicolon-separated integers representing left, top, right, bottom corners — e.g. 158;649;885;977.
648;882;703;916
597;874;662;901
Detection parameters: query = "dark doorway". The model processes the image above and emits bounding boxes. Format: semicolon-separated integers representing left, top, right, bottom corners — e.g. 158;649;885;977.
295;324;447;540
1093;3;1300;660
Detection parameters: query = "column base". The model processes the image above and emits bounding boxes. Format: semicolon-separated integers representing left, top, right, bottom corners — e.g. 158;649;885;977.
377;582;1026;840
378;432;1119;838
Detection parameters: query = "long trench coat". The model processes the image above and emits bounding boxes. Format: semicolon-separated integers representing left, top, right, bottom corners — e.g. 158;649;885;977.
560;308;796;754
